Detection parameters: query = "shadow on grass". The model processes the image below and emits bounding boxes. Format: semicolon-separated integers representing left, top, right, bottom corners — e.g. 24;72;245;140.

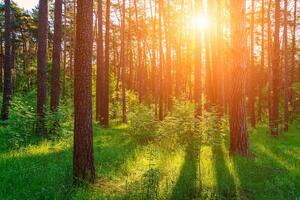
170;140;201;200
212;133;237;199
93;126;138;178
0;148;74;200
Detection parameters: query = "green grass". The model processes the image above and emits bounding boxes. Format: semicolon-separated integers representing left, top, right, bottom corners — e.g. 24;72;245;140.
0;123;300;200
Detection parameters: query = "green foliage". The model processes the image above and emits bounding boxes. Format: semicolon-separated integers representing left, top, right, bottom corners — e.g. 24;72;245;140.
157;100;198;150
199;110;228;146
45;103;73;138
128;104;158;143
7;92;37;148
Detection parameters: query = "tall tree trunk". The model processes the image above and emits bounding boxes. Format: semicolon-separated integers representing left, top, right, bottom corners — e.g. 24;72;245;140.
50;0;63;112
1;0;12;120
158;0;164;121
164;0;172;112
99;0;110;127
194;0;202;117
290;0;297;111
73;0;95;183
267;0;272;132
249;0;256;127
283;0;289;131
270;0;280;136
36;0;48;134
96;0;104;122
120;0;126;123
62;1;67;99
229;0;249;155
258;0;265;122
0;39;3;93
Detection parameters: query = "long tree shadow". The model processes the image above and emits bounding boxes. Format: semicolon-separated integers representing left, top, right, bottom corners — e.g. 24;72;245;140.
93;126;139;177
170;140;201;200
212;133;237;199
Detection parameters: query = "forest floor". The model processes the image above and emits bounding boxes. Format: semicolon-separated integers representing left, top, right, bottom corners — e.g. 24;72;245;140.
0;122;300;200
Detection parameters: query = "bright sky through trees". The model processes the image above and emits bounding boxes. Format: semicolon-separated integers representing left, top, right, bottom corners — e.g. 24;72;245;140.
14;0;38;10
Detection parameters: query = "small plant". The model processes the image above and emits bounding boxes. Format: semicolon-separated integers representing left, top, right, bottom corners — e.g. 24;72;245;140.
7;94;36;148
157;100;199;150
128;104;158;143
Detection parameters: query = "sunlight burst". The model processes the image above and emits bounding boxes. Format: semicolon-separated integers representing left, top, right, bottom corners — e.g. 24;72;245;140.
194;15;209;29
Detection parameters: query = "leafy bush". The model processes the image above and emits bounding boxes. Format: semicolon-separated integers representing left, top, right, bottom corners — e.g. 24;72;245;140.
46;102;73;138
199;110;228;146
7;94;36;148
128;104;158;143
157;100;198;150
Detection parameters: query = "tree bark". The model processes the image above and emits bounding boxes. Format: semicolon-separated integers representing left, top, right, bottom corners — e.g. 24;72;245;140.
283;0;289;131
249;0;256;127
50;0;63;113
120;0;126;123
229;0;249;155
36;0;48;134
1;0;12;120
270;0;280;136
194;0;202;117
73;0;96;183
99;0;110;127
96;0;104;122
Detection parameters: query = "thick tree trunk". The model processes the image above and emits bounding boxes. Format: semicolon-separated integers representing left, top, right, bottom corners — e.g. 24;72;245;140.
1;0;12;120
50;0;63;113
73;0;95;183
36;0;48;134
229;0;249;155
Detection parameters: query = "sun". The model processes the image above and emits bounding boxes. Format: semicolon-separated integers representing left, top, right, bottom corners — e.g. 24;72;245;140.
194;14;209;29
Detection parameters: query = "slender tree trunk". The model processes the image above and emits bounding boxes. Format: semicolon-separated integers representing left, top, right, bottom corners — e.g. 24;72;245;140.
258;0;265;122
99;0;110;127
96;0;104;122
283;0;289;131
194;0;202;117
290;0;297;112
249;0;256;127
73;0;95;184
1;0;12;120
267;0;272;132
158;0;164;121
120;0;126;123
229;0;249;155
62;1;67;99
0;39;3;93
50;0;63;113
270;0;280;136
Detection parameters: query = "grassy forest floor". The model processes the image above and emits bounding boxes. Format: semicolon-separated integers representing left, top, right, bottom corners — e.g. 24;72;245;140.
1;121;300;200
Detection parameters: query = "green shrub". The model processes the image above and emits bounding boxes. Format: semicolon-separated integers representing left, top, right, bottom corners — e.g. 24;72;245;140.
128;104;158;143
7;94;36;148
157;100;198;150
